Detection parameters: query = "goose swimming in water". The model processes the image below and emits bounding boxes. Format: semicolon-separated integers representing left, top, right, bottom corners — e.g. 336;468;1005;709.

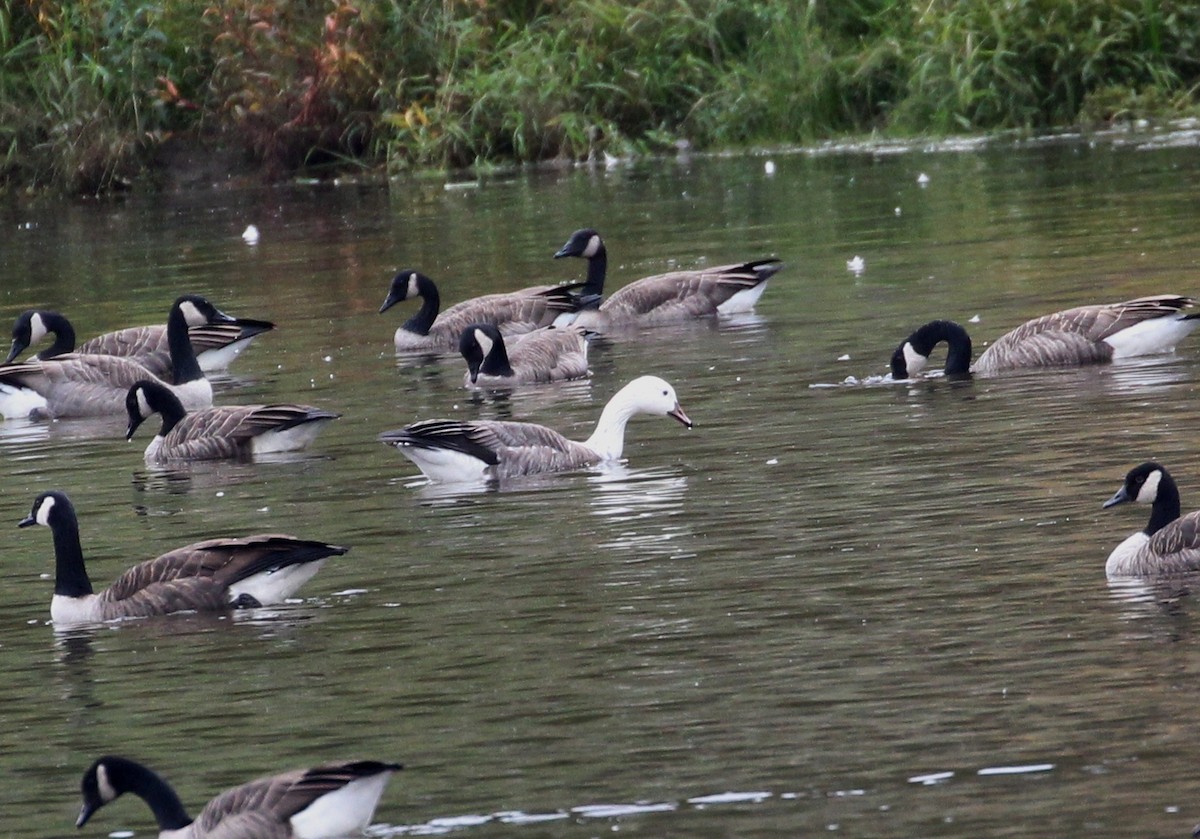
379;269;586;352
76;755;401;838
552;228;782;329
890;295;1200;379
18;490;346;624
459;323;590;386
378;375;692;483
5;304;273;376
1102;462;1200;579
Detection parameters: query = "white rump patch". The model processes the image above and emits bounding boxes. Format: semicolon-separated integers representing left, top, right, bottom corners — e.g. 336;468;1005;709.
717;282;769;314
398;445;492;484
1106;314;1199;358
227;560;327;606
0;383;49;420
196;338;255;372
1136;469;1162;504
290;771;393;839
250;418;335;455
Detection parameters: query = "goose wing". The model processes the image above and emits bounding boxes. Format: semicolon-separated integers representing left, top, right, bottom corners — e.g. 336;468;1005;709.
0;354;158;415
434;286;581;342
1145;510;1200;575
383;419;599;477
78;326;174;378
163;405;339;460
599;259;782;321
506;327;590;382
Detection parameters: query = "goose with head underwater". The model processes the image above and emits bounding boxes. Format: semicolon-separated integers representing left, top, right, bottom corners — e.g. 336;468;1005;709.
4;302;273;376
0;295;228;420
379;269;588;352
18;490;347;625
126;380;341;463
76;755;401;838
552;228;783;329
890;295;1200;379
458;322;590;387
378;374;692;483
1102;461;1200;579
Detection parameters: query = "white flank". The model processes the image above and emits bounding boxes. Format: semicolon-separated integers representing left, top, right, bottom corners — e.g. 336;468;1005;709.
399;445;492;484
250;418;335;456
1106;531;1150;579
196;337;257;372
0;383;49;420
227;559;327;606
290;771;393;839
716;281;769;314
1106;314;1199;359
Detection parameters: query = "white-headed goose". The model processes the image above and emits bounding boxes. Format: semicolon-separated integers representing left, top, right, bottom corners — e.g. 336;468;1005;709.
379;269;585;352
890;295;1200;379
77;755;401;838
379;374;692;483
5;305;273;376
0;295;225;420
459;323;590;386
18;490;347;624
1102;462;1200;578
126;380;340;463
552;228;783;329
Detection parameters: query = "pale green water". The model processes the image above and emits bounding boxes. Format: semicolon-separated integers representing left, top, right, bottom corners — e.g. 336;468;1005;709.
3;131;1200;837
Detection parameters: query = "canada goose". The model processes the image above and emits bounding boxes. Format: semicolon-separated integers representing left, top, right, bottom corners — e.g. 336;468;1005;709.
0;295;223;419
378;375;692;483
4;306;274;376
459;323;590;386
77;755;401;838
890;295;1200;379
126;380;341;463
379;269;585;351
18;490;346;624
1102;462;1200;578
552;228;783;328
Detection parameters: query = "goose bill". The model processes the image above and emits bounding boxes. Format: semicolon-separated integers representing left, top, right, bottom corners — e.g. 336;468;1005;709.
1103;486;1130;508
669;404;693;428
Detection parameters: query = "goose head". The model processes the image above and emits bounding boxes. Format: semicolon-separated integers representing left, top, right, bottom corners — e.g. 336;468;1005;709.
459;324;509;383
125;380;186;440
890;320;973;379
5;310;74;363
77;756;125;827
622;375;692;427
173;295;240;329
18;489;73;530
554;228;605;260
77;755;190;830
379;270;435;314
1104;462;1168;509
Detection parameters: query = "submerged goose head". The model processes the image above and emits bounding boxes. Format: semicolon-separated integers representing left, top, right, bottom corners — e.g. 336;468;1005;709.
890;320;973;379
6;310;76;363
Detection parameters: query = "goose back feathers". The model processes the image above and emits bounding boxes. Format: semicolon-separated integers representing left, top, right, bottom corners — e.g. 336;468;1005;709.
891;295;1200;378
380;269;584;351
126;380;340;462
18;490;346;624
459;323;590;386
1103;462;1200;578
379;375;692;483
553;228;782;328
77;755;401;838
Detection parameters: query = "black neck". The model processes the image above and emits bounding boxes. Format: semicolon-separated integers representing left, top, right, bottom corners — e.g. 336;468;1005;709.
581;242;607;298
51;511;93;598
911;320;973;376
479;334;515;377
154;385;187;436
166;305;203;386
1146;474;1182;536
402;275;440;336
37;312;77;359
111;759;193;830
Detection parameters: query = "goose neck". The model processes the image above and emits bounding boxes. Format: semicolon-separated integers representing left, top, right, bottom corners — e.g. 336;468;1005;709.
582;243;607;298
403;276;440;336
1145;474;1182;536
166;306;203;386
479;335;514;377
39;312;76;358
114;759;193;830
583;390;637;461
51;513;93;599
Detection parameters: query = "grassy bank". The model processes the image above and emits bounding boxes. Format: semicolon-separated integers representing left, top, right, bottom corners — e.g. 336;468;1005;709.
3;0;1200;194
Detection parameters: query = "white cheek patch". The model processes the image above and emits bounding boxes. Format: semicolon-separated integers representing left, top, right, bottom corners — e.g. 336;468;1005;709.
1136;469;1163;504
35;495;56;526
474;329;494;358
406;274;420;298
903;343;928;376
582;235;601;258
136;389;154;418
29;313;47;343
96;764;117;802
178;300;204;326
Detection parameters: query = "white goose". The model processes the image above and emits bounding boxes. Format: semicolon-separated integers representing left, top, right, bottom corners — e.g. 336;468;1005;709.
890;295;1200;379
378;375;692;483
76;755;401;838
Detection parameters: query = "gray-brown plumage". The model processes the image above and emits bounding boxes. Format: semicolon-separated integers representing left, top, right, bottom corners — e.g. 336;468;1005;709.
891;295;1200;378
459;323;590;386
18;490;347;624
553;228;782;329
126;380;340;462
1102;462;1200;578
77;755;401;838
380;269;586;351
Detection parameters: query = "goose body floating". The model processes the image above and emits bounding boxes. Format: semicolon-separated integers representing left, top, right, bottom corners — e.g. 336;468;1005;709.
5;305;273;376
379;269;586;352
18;490;346;624
552;228;783;329
459;323;590;386
126;380;341;463
379;375;692;483
890;295;1200;379
76;755;401;838
0;295;228;420
1103;462;1200;579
